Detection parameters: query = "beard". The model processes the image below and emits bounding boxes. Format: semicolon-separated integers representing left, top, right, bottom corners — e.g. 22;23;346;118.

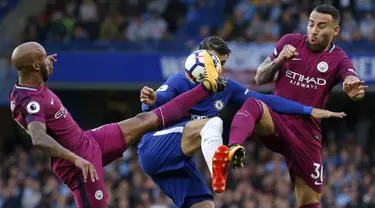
40;66;49;81
307;35;332;53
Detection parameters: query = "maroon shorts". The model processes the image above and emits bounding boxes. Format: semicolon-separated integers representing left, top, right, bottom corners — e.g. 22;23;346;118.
259;110;323;193
52;123;126;208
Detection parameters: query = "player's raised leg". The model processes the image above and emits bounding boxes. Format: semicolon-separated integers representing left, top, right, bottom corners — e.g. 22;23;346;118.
227;98;270;170
138;119;220;208
153;116;225;196
117;50;221;145
199;117;227;192
181;117;223;158
212;98;275;193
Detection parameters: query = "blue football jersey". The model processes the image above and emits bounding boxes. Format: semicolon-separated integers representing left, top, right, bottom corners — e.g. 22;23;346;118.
142;72;313;120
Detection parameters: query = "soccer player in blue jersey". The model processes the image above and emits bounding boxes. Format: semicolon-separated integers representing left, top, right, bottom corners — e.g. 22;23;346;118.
137;36;345;208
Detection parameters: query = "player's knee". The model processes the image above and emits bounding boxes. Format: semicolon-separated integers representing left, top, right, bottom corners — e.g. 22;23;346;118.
118;112;159;145
200;117;223;138
243;98;264;113
133;112;159;133
181;119;210;156
253;102;275;136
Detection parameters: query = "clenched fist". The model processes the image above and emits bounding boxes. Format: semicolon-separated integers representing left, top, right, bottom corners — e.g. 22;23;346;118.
140;86;157;105
274;45;299;65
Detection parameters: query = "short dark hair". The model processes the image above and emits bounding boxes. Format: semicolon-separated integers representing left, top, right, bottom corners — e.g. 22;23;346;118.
199;36;231;55
313;4;340;24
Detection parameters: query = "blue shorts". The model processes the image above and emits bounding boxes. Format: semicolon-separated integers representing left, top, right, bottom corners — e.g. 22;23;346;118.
138;121;212;208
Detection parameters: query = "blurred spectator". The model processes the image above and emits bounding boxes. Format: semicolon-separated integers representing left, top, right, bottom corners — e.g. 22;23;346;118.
142;12;168;41
99;11;124;41
126;15;146;42
78;0;98;23
360;12;375;41
340;11;355;41
278;10;295;37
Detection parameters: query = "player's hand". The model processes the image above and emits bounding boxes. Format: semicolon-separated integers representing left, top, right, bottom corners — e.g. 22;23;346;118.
311;108;346;119
343;79;368;101
140;86;157;105
48;53;57;63
274;45;298;64
74;157;99;183
47;54;57;74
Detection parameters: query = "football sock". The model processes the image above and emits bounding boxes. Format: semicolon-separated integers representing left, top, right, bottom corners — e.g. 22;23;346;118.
228;98;264;146
299;203;321;208
200;117;224;176
152;84;209;128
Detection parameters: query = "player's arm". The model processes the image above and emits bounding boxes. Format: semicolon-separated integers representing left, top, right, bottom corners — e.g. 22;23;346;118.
254;57;282;85
229;79;312;115
255;34;298;85
27;121;98;182
28;121;80;162
140;74;182;111
338;57;368;101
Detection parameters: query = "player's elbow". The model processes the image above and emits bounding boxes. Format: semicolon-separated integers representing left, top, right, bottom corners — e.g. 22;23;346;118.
254;74;267;85
254;74;261;85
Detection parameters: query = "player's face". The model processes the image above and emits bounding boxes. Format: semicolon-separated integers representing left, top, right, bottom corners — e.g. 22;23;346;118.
35;48;50;81
210;50;229;68
307;11;340;52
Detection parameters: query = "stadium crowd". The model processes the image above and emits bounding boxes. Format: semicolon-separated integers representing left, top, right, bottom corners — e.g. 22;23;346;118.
0;0;374;208
22;0;375;46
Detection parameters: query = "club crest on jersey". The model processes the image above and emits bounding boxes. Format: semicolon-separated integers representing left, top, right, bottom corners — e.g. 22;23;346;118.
26;101;40;114
317;61;329;73
213;100;224;111
156;85;168;92
95;190;103;200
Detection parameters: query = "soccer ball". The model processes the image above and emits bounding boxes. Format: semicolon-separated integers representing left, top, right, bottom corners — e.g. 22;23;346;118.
184;50;222;84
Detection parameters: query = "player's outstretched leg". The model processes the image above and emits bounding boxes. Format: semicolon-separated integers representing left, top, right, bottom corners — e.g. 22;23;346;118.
211;98;275;193
118;83;210;145
227;98;264;170
138;119;220;208
117;52;222;146
177;117;227;194
165;117;225;196
199;117;226;192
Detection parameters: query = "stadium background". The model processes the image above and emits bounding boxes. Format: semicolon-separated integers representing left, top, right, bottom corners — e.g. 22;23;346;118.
0;0;375;207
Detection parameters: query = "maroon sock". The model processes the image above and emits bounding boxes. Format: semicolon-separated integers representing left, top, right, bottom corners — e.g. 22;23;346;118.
228;98;264;146
152;84;209;128
299;203;321;208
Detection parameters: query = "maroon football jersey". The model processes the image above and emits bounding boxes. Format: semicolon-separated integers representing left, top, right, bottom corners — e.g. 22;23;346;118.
9;84;84;156
269;34;358;129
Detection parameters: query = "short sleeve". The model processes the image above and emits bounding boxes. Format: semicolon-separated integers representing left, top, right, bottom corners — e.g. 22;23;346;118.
337;56;358;82
20;97;46;125
269;34;294;60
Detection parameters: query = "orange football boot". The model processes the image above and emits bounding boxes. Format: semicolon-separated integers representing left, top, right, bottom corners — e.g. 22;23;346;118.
228;144;246;170
212;145;229;193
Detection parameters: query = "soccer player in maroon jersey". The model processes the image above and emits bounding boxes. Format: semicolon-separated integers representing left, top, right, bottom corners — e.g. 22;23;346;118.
212;4;367;208
8;42;221;208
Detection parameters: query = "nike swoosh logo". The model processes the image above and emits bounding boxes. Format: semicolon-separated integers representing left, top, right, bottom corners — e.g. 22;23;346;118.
314;181;322;185
292;58;302;61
